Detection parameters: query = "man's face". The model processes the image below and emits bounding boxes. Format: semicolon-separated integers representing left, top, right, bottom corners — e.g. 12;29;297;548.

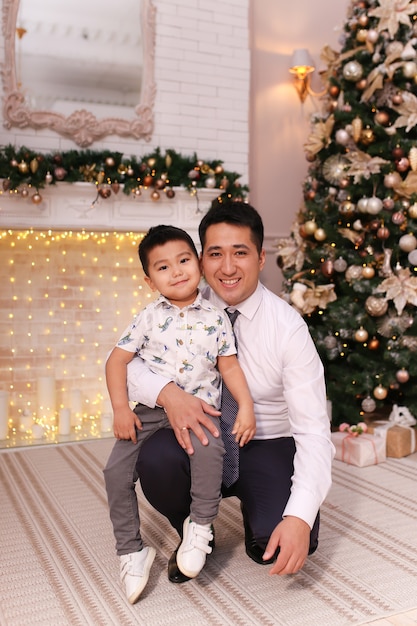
201;223;265;307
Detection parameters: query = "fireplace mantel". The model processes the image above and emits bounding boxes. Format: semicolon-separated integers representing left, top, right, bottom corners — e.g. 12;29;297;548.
0;183;219;243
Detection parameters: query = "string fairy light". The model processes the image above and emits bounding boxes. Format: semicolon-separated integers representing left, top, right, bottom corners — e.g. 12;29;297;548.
0;228;151;447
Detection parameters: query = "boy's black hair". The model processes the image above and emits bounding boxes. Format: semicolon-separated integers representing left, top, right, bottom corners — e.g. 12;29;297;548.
138;225;199;276
198;200;264;254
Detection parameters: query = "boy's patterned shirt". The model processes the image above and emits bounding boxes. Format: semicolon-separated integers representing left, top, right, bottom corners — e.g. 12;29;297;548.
116;292;236;408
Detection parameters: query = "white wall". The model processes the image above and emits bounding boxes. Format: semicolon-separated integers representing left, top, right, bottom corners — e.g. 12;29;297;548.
250;0;348;292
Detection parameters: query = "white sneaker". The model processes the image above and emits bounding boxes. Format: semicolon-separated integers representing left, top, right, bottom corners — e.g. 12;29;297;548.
120;546;156;604
176;516;213;578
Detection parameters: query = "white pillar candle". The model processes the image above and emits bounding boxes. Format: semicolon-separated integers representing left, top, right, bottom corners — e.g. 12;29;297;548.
37;377;56;422
31;423;44;439
58;408;71;436
0;391;10;439
70;389;83;426
19;409;33;433
100;413;113;433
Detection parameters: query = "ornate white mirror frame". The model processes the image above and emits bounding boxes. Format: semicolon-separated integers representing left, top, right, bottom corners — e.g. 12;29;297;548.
1;0;157;147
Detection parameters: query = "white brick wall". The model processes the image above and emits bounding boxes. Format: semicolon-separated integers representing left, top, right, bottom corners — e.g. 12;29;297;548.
0;0;250;183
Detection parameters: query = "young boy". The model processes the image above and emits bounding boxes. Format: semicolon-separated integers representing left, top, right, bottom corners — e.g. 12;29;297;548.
104;225;255;604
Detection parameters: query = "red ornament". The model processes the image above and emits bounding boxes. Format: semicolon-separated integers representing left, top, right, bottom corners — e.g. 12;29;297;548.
368;337;380;350
396;157;410;172
377;226;390;239
392;146;404;159
143;175;154;187
31;192;42;204
321;260;334;277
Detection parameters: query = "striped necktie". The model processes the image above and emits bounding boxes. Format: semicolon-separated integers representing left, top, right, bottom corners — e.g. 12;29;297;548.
220;308;240;487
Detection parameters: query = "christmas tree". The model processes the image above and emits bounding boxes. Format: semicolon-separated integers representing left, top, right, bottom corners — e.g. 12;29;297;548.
276;0;417;426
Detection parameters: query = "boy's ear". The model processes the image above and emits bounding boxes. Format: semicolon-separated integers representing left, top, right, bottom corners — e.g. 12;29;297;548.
144;275;157;291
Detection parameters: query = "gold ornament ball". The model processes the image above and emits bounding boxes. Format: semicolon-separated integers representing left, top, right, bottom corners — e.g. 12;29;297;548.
329;85;340;98
314;228;327;242
356;28;368;43
133;188;142;197
408;203;417;219
18;160;29;174
360;128;375;145
21;188;29;198
362;265;375;279
151;190;160;201
105;156;115;168
354;327;369;342
31;192;42;204
373;384;388;400
371;297;387;322
303;220;317;235
147;158;156;168
358;14;369;27
356;78;367;90
403;61;417;78
392;93;403;105
396;369;410;383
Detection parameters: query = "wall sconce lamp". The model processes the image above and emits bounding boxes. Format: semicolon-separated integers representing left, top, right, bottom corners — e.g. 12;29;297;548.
289;49;327;103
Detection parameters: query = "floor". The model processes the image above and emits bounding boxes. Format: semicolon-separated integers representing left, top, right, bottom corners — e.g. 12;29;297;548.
364;609;417;625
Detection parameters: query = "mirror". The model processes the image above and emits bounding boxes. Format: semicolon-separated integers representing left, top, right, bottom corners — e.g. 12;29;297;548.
1;0;156;147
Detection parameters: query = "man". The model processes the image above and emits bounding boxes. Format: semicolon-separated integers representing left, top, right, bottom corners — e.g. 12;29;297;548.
127;201;334;580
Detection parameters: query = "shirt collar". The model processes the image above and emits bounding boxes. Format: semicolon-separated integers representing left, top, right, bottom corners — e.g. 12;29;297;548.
207;281;263;321
154;290;209;311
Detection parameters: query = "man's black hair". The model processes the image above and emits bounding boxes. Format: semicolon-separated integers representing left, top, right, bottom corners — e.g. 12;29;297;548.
138;225;198;276
198;200;264;254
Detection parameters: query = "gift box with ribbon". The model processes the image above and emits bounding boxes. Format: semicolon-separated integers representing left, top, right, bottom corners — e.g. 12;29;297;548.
366;404;416;458
331;430;387;467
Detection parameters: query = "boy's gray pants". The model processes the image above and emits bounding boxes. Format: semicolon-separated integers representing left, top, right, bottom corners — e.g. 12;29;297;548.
103;404;224;555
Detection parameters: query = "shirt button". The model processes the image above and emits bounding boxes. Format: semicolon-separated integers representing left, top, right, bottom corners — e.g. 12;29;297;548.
178;339;183;345
179;368;184;373
180;312;185;317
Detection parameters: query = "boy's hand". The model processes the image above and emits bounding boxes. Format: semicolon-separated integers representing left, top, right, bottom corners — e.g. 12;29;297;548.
113;406;143;443
232;409;256;446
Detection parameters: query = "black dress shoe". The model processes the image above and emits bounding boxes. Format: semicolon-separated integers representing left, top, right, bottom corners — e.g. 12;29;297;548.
168;527;216;583
168;545;191;584
241;504;275;565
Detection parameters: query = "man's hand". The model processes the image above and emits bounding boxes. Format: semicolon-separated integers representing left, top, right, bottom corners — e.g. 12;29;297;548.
157;382;221;454
263;516;311;576
113;406;143;444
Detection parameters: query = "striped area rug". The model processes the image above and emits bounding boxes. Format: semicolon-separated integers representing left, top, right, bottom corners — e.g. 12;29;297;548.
0;438;416;626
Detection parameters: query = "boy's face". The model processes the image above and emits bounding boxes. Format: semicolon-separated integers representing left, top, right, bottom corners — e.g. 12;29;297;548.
144;239;201;307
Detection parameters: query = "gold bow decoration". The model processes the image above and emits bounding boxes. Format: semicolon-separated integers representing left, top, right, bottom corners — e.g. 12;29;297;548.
368;0;417;39
345;150;389;183
391;90;417;132
304;115;335;158
375;267;417;315
275;221;306;272
290;281;337;315
393;170;417;198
